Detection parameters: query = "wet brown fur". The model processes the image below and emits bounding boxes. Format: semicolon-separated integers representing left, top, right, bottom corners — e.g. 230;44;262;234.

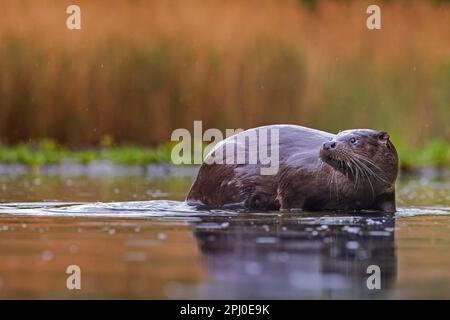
186;125;398;212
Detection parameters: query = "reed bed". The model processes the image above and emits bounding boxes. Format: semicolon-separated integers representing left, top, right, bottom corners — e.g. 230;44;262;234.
0;0;449;154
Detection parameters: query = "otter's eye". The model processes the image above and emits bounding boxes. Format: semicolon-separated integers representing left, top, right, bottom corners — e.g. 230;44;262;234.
350;137;357;145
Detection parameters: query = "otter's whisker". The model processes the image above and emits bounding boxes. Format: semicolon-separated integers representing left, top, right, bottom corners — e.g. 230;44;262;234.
354;157;376;199
356;157;388;185
352;154;389;184
346;157;360;190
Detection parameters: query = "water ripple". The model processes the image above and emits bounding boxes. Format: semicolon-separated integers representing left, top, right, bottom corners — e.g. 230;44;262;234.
0;200;233;219
0;201;449;219
396;206;450;217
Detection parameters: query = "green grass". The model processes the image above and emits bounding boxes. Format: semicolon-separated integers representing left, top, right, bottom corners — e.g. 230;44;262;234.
0;139;448;170
397;138;450;170
0;139;174;167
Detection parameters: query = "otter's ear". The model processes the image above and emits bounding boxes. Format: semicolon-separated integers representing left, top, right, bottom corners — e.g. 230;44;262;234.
377;131;390;143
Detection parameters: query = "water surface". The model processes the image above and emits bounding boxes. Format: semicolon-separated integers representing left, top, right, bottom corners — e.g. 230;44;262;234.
0;167;449;299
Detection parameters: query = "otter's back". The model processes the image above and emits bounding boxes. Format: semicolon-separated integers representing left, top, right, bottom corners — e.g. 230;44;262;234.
186;125;334;208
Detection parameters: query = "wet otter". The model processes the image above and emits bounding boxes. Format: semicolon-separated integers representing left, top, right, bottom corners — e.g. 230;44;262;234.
186;125;398;212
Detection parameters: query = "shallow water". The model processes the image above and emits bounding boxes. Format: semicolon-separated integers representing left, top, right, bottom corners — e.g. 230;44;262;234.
0;168;449;299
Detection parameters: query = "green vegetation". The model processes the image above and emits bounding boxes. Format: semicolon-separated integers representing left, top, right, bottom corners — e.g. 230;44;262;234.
397;139;450;170
0;139;448;170
0;139;173;167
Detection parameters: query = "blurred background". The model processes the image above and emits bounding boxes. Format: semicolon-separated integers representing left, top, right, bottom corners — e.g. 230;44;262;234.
0;0;449;167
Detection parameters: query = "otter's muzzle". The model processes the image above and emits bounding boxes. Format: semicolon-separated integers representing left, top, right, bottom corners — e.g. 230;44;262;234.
322;141;336;151
319;140;338;163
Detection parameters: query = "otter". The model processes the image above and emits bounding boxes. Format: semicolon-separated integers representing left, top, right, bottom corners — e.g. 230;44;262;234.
186;125;398;212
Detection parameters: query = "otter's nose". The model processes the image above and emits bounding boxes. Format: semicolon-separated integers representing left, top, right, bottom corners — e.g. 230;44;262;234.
323;141;336;150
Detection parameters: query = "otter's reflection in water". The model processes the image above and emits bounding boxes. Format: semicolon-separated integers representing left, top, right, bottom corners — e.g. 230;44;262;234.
191;213;396;299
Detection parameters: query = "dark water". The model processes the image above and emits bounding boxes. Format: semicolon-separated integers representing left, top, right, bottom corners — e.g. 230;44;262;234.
0;166;449;299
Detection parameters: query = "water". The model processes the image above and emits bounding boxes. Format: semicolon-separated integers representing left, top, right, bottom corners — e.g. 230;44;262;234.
0;167;449;299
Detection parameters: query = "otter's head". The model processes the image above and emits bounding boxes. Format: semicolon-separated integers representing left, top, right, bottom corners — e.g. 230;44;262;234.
319;129;398;187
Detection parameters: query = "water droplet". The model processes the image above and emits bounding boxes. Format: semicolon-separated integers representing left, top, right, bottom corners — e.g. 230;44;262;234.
157;232;166;240
245;262;262;275
69;245;79;254
256;237;278;244
346;241;360;250
41;250;54;262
